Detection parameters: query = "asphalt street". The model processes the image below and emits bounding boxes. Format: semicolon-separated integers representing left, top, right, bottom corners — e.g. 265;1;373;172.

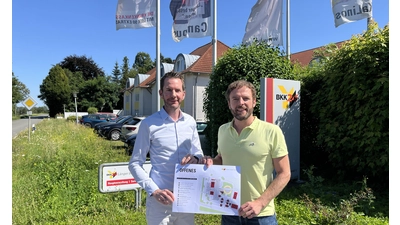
12;115;49;139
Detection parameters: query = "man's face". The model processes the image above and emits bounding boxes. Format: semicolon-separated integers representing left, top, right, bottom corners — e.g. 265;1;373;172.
228;86;256;121
159;77;185;110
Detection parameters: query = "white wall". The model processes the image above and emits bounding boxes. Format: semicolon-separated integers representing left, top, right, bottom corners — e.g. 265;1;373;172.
64;112;88;119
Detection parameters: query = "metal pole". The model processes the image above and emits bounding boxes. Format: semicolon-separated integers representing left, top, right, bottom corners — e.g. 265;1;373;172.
286;0;290;60
28;115;31;142
156;0;160;111
75;97;78;124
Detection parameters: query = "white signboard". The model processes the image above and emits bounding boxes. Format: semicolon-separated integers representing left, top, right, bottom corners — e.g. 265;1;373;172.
98;161;151;193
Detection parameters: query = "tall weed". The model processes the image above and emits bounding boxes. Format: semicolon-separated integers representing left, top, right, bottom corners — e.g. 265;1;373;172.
12;119;389;224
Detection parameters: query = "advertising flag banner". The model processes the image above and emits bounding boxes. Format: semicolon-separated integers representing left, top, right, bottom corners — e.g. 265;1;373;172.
331;0;372;28
116;0;157;30
242;0;283;46
170;0;213;42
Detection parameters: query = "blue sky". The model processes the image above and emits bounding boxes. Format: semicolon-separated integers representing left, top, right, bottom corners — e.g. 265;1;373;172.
11;0;389;107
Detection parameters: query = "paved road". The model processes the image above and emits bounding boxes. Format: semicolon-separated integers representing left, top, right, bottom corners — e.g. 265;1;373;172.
12;115;49;139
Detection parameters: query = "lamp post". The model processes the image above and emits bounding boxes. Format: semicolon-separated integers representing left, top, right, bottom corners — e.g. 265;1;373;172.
73;92;78;124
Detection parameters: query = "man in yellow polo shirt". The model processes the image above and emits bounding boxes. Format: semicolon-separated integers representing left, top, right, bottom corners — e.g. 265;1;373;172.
202;80;291;225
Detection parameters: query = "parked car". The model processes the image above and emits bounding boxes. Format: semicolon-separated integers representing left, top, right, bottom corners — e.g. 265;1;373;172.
98;115;138;141
93;115;131;136
125;121;209;156
124;133;137;155
79;113;117;128
197;121;210;156
120;116;146;143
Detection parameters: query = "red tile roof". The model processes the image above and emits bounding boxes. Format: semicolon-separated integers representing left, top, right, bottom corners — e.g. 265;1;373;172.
290;41;346;66
134;39;347;89
138;40;231;88
184;40;231;73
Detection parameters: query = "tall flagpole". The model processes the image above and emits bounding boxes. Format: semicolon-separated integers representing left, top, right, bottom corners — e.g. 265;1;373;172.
212;0;217;67
156;0;161;111
286;0;290;60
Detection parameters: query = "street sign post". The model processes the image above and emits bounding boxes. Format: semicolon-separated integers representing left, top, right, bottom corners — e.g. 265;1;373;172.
21;96;38;141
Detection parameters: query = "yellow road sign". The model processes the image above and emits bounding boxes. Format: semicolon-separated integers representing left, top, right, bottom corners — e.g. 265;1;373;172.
22;96;37;110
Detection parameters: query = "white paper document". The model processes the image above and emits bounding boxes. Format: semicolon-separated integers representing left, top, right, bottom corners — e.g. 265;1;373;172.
172;164;241;215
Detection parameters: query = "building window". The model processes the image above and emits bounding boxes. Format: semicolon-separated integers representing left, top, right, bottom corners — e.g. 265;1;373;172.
309;56;323;67
175;56;185;72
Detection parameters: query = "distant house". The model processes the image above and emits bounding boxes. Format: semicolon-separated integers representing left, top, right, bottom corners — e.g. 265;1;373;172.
123;63;174;116
290;41;345;67
122;39;346;119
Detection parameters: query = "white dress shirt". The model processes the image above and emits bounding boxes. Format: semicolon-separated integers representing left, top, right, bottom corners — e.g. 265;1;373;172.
128;107;203;196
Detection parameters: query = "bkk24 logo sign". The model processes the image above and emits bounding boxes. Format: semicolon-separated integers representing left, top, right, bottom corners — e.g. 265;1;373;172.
276;85;299;109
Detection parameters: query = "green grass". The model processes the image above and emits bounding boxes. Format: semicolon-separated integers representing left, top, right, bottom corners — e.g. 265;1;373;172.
12;119;389;224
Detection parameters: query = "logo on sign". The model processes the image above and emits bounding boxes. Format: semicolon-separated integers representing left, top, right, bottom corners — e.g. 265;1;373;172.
276;86;299;109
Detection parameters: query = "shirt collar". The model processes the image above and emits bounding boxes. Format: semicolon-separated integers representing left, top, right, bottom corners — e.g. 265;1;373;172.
159;107;185;122
229;116;258;130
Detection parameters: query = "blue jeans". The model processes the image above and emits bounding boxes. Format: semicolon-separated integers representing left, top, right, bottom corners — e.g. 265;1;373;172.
221;214;278;225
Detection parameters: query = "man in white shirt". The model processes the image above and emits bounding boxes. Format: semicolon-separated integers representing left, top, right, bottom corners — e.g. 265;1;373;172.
128;71;203;225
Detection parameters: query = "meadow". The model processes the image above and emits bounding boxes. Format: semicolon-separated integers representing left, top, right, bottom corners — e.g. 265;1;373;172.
12;119;389;224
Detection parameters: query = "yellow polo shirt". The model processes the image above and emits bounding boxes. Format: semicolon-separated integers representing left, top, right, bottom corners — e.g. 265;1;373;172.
217;117;288;216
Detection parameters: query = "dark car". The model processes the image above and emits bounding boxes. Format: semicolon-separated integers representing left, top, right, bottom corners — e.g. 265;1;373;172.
93;115;131;136
197;121;210;156
98;115;137;141
79;113;117;128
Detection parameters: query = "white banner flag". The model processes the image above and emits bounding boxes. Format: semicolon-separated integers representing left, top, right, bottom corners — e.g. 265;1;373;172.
116;0;157;30
242;0;283;46
331;0;372;28
170;0;213;42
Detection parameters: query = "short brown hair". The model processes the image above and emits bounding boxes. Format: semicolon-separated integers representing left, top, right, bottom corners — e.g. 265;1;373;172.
225;80;256;102
160;71;185;91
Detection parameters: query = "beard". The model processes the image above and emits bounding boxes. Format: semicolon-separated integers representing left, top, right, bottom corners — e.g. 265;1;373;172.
230;106;253;121
162;96;181;111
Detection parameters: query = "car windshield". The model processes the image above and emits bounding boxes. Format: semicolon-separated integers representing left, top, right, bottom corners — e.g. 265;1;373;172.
115;116;127;123
127;118;142;125
197;122;207;133
116;116;132;123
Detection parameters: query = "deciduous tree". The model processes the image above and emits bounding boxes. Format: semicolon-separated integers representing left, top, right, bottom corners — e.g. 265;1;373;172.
12;72;29;105
39;65;71;117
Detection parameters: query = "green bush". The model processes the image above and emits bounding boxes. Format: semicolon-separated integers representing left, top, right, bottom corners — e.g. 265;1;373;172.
67;115;81;122
310;21;389;186
87;107;98;114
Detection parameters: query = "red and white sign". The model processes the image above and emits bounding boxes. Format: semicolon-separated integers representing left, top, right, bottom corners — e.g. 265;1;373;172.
99;161;152;193
260;78;300;181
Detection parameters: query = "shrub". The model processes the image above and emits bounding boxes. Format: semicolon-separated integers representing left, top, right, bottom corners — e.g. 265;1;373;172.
87;107;98;114
310;21;389;186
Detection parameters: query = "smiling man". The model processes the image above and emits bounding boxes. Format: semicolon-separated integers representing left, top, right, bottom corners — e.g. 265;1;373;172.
202;80;291;225
128;71;204;225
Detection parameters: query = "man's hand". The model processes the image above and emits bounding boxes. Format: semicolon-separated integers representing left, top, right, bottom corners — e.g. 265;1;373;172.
181;154;199;165
152;189;174;205
238;199;264;219
199;155;214;168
